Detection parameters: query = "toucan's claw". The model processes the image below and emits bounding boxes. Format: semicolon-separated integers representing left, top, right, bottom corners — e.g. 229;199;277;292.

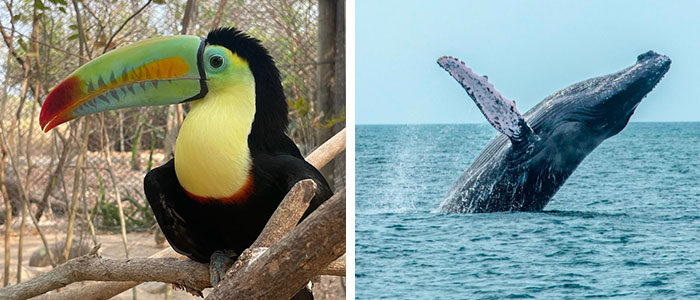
209;250;238;286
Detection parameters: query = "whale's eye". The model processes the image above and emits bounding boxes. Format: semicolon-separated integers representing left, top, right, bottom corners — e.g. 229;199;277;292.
209;55;224;69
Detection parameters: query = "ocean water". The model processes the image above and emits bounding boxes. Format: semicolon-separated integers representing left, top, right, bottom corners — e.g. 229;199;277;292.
355;123;700;299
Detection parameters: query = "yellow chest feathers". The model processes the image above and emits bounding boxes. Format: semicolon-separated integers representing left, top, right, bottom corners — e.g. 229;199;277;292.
174;83;256;200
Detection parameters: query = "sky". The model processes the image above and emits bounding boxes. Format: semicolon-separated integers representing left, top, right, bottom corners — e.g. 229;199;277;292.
356;0;700;124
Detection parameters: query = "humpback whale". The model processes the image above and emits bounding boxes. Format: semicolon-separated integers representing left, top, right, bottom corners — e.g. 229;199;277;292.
438;51;671;213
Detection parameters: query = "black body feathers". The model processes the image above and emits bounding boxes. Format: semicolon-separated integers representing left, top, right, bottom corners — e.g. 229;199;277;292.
143;28;333;300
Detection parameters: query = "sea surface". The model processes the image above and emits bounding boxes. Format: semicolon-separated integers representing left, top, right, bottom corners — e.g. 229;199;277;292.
355;123;700;299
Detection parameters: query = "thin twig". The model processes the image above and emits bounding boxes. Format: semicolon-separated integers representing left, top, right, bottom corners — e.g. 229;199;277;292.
0;26;89;61
1;133;11;286
16;203;25;283
211;0;228;30
0;126;56;268
61;2;90;262
102;0;152;54
180;0;196;35
81;168;98;246
101;116;135;296
63;119;90;261
34;136;70;221
72;0;87;65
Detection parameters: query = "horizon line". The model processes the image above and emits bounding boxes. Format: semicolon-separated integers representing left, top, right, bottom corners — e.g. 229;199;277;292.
356;121;700;126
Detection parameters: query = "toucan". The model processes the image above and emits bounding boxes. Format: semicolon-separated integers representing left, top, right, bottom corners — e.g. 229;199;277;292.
39;27;332;299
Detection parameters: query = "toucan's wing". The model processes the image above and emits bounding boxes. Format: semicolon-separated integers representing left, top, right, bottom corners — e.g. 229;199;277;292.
144;159;211;262
145;154;333;263
437;56;539;145
293;158;334;220
251;153;334;221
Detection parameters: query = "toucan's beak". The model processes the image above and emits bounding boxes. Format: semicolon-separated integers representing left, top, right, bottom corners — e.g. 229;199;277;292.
40;35;207;132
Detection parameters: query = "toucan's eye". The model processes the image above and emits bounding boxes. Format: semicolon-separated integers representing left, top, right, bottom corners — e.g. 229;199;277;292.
203;46;233;74
209;55;224;68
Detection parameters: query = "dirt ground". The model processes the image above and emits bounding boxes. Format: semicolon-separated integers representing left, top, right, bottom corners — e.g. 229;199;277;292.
0;225;345;299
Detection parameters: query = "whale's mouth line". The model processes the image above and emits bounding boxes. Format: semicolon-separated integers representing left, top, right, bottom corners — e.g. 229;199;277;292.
617;65;669;118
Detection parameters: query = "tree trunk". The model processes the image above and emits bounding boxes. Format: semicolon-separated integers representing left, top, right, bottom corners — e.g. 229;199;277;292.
333;0;346;189
316;0;338;188
0;8;14;287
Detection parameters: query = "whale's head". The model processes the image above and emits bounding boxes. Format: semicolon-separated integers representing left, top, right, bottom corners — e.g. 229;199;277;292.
521;51;671;172
530;51;671;142
583;50;670;136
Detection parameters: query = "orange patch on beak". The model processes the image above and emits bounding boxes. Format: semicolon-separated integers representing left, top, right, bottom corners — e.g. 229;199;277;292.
39;56;192;132
121;56;192;84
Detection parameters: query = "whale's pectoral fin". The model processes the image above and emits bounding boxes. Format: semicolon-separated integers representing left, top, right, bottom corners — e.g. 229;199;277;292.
438;56;538;144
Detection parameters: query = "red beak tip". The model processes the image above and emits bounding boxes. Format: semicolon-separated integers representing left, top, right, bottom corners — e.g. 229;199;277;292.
39;116;52;132
39;117;60;132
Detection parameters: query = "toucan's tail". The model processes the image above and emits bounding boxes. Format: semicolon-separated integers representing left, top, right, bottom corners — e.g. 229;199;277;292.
290;287;314;300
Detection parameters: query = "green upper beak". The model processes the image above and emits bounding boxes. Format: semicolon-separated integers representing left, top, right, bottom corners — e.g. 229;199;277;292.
39;35;207;132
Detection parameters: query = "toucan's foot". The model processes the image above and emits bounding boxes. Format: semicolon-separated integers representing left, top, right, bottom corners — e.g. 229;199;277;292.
209;250;237;286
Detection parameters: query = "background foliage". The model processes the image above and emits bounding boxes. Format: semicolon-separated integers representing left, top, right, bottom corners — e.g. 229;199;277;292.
0;0;345;289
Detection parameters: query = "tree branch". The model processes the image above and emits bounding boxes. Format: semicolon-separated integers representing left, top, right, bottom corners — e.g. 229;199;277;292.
0;187;345;300
30;248;179;300
306;127;346;169
0;246;209;300
207;189;346;299
23;247;344;300
325;254;346;277
252;179;316;248
211;0;228;30
1;127;347;299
